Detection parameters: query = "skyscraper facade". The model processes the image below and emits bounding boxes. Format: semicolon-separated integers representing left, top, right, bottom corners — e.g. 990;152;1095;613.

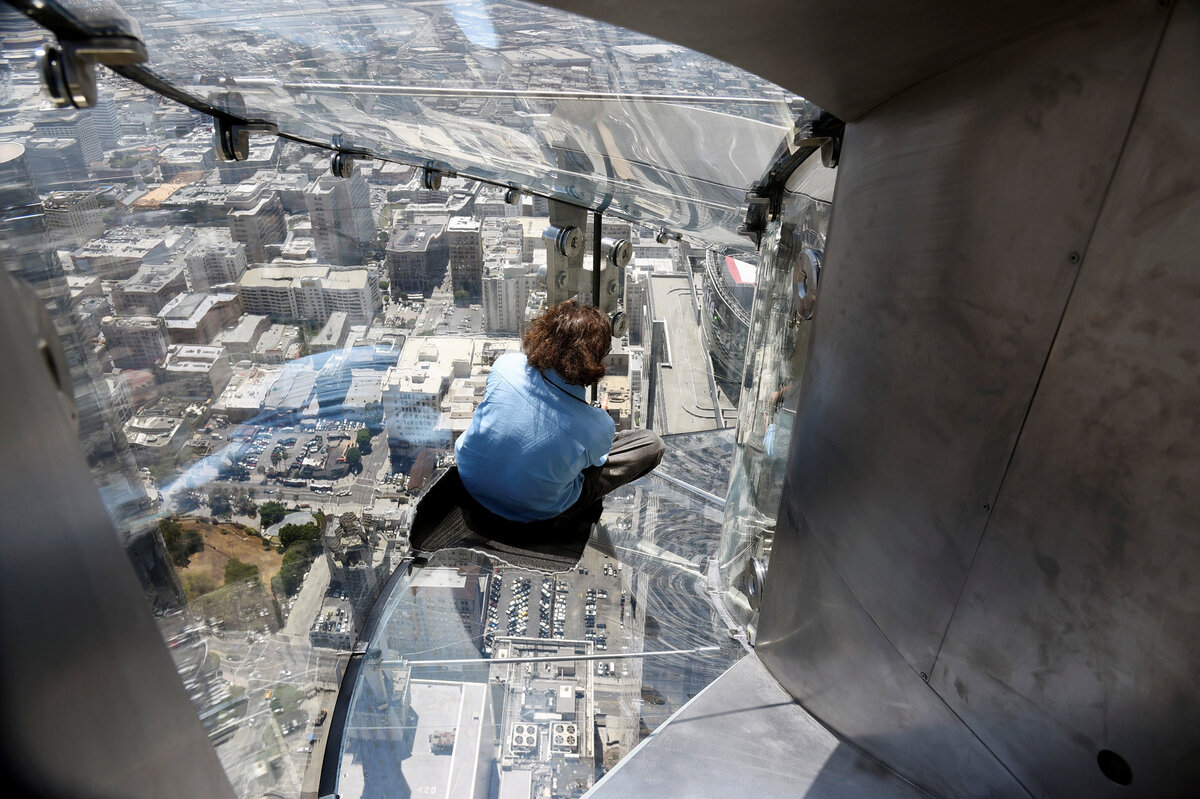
447;216;482;301
306;170;375;266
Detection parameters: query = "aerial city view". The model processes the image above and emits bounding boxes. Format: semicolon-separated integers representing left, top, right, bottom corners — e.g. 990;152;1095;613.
0;1;807;797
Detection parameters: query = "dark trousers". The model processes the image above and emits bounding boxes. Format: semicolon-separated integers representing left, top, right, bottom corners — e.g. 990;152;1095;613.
560;429;666;522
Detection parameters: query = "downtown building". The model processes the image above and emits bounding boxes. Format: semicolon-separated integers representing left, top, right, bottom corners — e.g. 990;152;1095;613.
385;222;447;297
100;315;169;370
33;110;102;165
237;264;378;325
0;142;127;463
306;171;375;266
158;291;242;346
42;190;105;249
447;216;483;301
183;229;247;291
110;264;187;316
225;178;286;264
481;263;538;335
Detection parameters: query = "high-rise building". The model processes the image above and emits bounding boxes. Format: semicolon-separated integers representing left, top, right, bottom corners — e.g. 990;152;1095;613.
306;170;375;266
625;272;649;347
385;223;447;296
482;264;538;335
110;264;187;316
33;110;102;165
158;291;242;345
447;216;483;301
91;95;121;149
158;344;232;401
100;316;169;369
183;230;247;291
0;142;123;462
225;178;286;264
43;191;105;249
25;137;90;191
237;265;377;325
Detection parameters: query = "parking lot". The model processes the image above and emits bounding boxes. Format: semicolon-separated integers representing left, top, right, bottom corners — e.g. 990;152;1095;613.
205;417;373;494
482;559;625;655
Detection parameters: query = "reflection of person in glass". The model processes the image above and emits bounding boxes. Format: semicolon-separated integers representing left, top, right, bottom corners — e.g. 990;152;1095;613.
455;300;665;523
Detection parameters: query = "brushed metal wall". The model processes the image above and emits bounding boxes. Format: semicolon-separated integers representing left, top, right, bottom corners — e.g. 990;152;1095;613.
755;0;1198;796
929;2;1200;795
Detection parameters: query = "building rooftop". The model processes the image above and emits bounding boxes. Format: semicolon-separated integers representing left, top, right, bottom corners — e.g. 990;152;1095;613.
159;291;238;326
648;273;736;434
118;264;185;293
387;224;444;253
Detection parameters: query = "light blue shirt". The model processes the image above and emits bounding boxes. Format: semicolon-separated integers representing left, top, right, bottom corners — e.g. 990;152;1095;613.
455;352;615;522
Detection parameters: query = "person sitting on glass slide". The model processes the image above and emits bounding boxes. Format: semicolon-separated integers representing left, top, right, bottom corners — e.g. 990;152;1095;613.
455;299;665;525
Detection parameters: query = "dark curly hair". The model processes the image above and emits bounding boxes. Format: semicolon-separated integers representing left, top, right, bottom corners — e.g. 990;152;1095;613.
523;300;611;386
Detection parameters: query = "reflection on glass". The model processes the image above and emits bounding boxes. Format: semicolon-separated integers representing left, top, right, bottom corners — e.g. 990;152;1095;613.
0;6;767;789
33;0;817;247
718;180;833;630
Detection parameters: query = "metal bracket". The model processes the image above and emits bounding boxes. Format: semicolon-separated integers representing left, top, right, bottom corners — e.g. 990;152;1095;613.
210;91;277;162
422;165;453;191
739;111;844;249
329;135;369;178
543;199;588;306
37;35;147;109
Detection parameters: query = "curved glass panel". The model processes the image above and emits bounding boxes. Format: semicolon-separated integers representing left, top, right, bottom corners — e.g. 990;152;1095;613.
50;0;815;247
337;447;743;798
1;3;762;787
718;166;834;630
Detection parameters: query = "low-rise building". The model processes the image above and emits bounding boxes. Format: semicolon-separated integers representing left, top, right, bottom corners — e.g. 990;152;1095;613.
124;413;188;466
159;344;232;401
158;291;242;345
310;310;350;354
237;264;377;325
211;313;271;359
101;315;169;370
110;264;187;316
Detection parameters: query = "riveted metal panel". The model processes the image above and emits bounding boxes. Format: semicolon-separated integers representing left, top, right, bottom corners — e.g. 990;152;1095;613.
771;0;1167;678
756;497;1026;797
931;3;1200;796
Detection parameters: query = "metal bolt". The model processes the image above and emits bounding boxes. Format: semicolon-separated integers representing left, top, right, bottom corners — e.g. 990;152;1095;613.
1068;251;1081;264
920;672;929;682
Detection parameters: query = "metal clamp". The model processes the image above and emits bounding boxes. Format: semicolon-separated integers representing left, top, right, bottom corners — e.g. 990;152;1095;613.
739;111;844;249
37;35;147;109
504;187;522;205
601;237;632;269
543;224;584;258
743;557;768;612
210;92;277;162
213;118;250;162
610;310;629;338
421;166;447;191
329;133;369;177
654;229;682;245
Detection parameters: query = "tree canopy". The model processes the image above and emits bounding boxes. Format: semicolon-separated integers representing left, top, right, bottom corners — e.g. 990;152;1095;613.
279;521;320;549
160;517;203;568
259;500;287;529
345;446;362;467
